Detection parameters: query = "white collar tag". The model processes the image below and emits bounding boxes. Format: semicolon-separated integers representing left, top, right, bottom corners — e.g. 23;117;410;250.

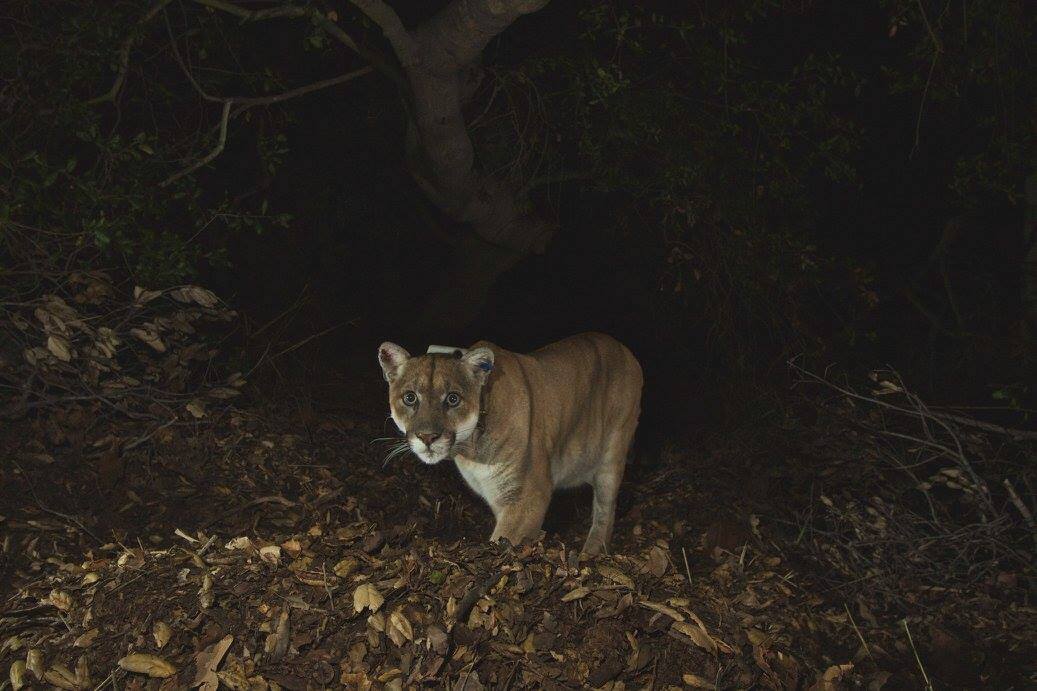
426;344;468;357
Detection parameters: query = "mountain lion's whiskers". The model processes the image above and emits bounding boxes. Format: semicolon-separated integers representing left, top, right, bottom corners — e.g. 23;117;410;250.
380;440;412;467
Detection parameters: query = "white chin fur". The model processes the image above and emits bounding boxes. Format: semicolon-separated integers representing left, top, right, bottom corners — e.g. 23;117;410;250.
409;440;448;465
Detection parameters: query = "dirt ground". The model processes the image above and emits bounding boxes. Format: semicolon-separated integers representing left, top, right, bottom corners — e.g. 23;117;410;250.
1;368;1034;690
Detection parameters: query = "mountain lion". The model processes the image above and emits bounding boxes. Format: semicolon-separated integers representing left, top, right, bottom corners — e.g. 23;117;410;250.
378;332;643;556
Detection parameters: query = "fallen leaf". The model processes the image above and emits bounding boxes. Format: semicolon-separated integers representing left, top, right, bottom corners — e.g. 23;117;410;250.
199;572;214;609
224;536;252;550
638;600;685;622
186;400;206;419
455;665;484;691
25;649;43;679
387;609;414;647
192;634;234;691
746;628;773;648
47;589;72;611
170;285;219;308
683;672;718;689
561;586;591;602
118;653;176;678
74;657;91;688
73;628;99;648
597;565;635;589
129;326;166;352
153;621;172;648
133;286;163;304
259;545;281;566
812;663;854;691
353;582;384;613
264;611;290;662
647;546;669;577
215;654;249;690
426;625;448;655
672;621;717;654
333;557;358;578
9;661;27;690
44;665;77;690
46;335;72;362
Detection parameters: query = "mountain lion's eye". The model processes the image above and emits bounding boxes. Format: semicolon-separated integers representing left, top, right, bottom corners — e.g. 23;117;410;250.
402;391;418;406
445;392;461;407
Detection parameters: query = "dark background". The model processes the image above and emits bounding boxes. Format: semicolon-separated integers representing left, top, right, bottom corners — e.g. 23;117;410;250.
1;0;1032;451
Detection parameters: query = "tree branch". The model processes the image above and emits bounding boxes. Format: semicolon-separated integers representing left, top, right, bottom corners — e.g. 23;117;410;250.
85;0;175;105
230;68;374;107
165;12;373;106
159;66;372;187
416;0;551;69
348;0;419;67
89;0;405;110
192;0;405;88
160;100;231;188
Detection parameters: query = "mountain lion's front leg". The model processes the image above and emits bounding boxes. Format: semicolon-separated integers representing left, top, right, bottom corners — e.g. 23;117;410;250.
490;487;550;549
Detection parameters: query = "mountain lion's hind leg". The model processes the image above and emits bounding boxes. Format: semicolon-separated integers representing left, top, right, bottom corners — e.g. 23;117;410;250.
583;430;632;556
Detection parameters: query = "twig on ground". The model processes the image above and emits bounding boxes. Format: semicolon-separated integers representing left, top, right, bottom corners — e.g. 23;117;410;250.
197;534;218;556
681;546;693;586
789;358;1037;441
321;563;337;612
1002;478;1034;529
123;416;179;451
844;602;872;658
902;618;933;690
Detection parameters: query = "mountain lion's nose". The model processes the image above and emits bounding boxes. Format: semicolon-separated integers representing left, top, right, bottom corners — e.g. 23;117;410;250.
417;432;441;447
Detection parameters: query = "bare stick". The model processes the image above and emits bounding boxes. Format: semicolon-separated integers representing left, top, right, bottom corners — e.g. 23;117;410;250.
155;4;374;184
844;602;871;658
1003;478;1035;528
902;619;933;690
160;100;232;187
789;359;1037;441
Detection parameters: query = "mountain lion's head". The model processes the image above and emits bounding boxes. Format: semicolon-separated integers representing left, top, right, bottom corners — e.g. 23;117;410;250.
378;342;494;464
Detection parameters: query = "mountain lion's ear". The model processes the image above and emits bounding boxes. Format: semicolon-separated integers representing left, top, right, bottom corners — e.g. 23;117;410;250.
378;342;410;383
462;347;494;383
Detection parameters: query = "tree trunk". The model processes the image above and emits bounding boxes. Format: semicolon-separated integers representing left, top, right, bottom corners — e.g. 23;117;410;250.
352;0;552;328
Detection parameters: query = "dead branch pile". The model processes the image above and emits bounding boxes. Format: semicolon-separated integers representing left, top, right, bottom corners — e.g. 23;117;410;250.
790;361;1035;608
1;224;242;430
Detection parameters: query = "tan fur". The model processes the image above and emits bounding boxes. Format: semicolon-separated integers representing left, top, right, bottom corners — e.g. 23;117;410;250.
378;332;643;555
